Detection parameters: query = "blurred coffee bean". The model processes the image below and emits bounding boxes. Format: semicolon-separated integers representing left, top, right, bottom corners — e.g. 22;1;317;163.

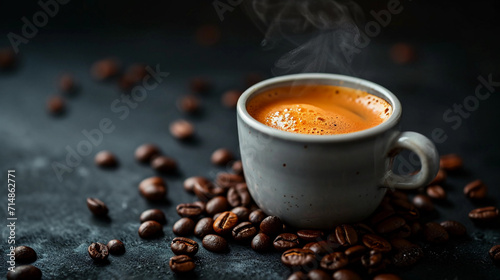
118;73;137;91
423;222;449;244
332;269;362;280
177;95;200;113
170;119;194;140
375;216;406;234
440;220;466;236
138;220;163;239
202;234;228;253
353;223;375;236
222;90;242;108
249;209;267;225
281;248;315;267
6;265;42;280
439;154;463;171
173;217;196;236
303;240;340;256
426;185;446;200
177;203;205;218
412;194;434;212
389;43;416;64
0;48;17;70
232;221;258;242
251;233;272;252
194;217;214;238
227;183;251;207
88;242;109;261
140;209;167;225
211;148;234;166
320;252;349;271
190;76;211;93
86;197;108;217
14;246;37;264
287;271;306;280
370;208;395;225
195;25;221;46
273;233;300;252
307;269;331;280
169;255;196;273
373;274;402;280
213;211;239;235
216;172;245;189
94;150;118;168
91;58;119;81
59;74;76;93
232;160;244;175
47;95;65;115
429;169;447;185
410;221;423;238
138;177;167;201
489;245;500;264
151;155;177;173
297;229;324;243
469;206;499;221
184;176;209;193
134;144;161;163
464;179;487;199
206;196;230;216
362;234;391;253
107;239;125;255
171;237;199;256
260;216;283;236
194;180;225;202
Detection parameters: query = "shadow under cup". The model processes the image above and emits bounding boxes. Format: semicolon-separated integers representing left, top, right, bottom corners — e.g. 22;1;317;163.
237;73;439;229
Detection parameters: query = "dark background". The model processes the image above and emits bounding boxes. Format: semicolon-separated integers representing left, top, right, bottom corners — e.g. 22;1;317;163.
1;0;500;279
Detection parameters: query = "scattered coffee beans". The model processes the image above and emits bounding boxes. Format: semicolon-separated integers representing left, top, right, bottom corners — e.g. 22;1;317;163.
202;234;228;253
170;119;194;140
171;237;199;256
151;155;177;173
7;265;42;280
439;154;463;171
59;73;76;93
140;209;167;225
173;217;196;236
94;151;118;168
469;206;499;221
138;177;167;201
412;194;434;212
169;255;196;273
190;77;211;93
211;148;234;166
47;95;65;115
135;144;161;163
91;58;119;81
14;246;37;263
138;220;163;239
177;95;200;113
107;239;125;255
86;197;109;217
0;48;16;70
464;179;487;199
88;242;109;261
426;185;446;200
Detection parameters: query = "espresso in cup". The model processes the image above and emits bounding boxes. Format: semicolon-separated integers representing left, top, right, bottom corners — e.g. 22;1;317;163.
246;85;392;135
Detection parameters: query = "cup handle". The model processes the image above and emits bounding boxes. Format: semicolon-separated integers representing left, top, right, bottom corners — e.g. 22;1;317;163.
382;131;440;190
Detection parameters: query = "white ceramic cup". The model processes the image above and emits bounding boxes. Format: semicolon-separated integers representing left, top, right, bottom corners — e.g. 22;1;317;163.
237;73;439;229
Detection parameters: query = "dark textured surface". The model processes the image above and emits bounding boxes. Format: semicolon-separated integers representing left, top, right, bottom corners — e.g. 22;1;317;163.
1;29;500;280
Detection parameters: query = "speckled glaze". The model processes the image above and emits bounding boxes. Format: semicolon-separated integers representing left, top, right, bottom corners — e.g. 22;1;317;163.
237;73;439;229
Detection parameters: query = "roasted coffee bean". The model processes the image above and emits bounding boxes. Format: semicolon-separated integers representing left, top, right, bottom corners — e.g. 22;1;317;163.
304;240;341;256
392;245;424;267
171;237;199;256
370;209;395;225
14;246;37;264
213;211;239;235
391;199;420;221
251;233;273;252
190;77;211;93
412;194;434;212
388;190;408;201
440;154;463;171
184;176;209;193
206;196;230;216
426;185;446;200
194;179;225;202
335;224;358;246
332;269;362;280
216;172;245;189
59;73;76;93
373;274;402;280
249;209;267;225
222;90;242;108
231;206;250;221
86;197;108;216
170;119;194;140
376;216;406;234
387;224;411;239
469;206;500;221
140;209;167;225
173;217;196;236
138;177;167;201
88;242;109;261
151;156;177;173
344;245;367;263
287;271;306;280
202;234;228;253
7;265;42;280
410;221;423;238
260;216;283;236
281;248;315;267
232;160;243;175
0;48;16;70
91;58;119;80
232;222;257;242
227;183;251;207
320;252;349;271
194;217;214;238
390;238;416;251
211;148;234;166
177;203;204;218
430;169;447;185
118;73;137;91
296;229;324;243
94;150;118;168
135;144;161;163
423;222;449;244
464;179;487;199
106;239;125;255
47;96;65;115
390;42;416;64
273;233;300;252
138;220;163;239
126;63;148;81
353;223;375;236
361;250;383;268
306;269;331;280
489;245;500;263
169;255;196;273
177;95;200;113
362;234;391;253
440;220;466;236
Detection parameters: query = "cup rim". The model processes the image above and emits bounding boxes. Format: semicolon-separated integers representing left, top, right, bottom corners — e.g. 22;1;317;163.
237;73;402;143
